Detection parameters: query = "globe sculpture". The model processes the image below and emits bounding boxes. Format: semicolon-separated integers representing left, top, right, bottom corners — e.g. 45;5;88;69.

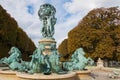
0;3;94;80
38;4;57;38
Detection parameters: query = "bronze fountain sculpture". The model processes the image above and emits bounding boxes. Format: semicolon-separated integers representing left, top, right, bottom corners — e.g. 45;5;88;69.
0;3;94;80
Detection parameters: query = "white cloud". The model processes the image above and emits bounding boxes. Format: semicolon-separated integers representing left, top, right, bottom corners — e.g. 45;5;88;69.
64;0;120;14
96;0;120;8
64;0;98;14
55;12;83;46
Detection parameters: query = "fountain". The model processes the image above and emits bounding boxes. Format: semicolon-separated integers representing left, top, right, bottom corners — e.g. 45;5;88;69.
0;3;94;80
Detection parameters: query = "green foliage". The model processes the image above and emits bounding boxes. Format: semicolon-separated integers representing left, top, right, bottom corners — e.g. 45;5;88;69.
58;39;69;60
0;5;36;60
58;7;120;61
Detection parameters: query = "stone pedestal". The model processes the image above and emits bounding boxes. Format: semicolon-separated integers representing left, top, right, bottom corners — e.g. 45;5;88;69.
38;38;56;55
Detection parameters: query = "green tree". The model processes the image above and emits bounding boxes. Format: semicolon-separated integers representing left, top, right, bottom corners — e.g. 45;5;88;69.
58;7;120;61
0;5;36;60
58;39;69;60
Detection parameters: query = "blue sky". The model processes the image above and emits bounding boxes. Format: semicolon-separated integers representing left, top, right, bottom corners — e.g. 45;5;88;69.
27;4;35;15
0;0;120;47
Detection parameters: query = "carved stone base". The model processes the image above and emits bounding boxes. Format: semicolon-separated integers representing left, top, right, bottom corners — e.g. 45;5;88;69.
0;67;16;75
38;38;56;55
39;38;56;43
16;72;76;80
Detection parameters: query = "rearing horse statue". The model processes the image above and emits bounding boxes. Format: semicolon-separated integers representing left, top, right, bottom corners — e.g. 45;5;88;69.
63;48;94;71
0;47;22;70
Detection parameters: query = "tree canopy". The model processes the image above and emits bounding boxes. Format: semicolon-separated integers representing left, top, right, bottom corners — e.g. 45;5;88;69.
58;7;120;61
0;5;36;60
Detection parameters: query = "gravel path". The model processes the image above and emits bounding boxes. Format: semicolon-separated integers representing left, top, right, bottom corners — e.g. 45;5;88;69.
90;70;120;80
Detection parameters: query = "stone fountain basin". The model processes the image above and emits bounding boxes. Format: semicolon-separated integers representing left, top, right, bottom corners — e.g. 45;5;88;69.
0;67;93;80
0;67;16;75
16;72;76;80
75;70;92;80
